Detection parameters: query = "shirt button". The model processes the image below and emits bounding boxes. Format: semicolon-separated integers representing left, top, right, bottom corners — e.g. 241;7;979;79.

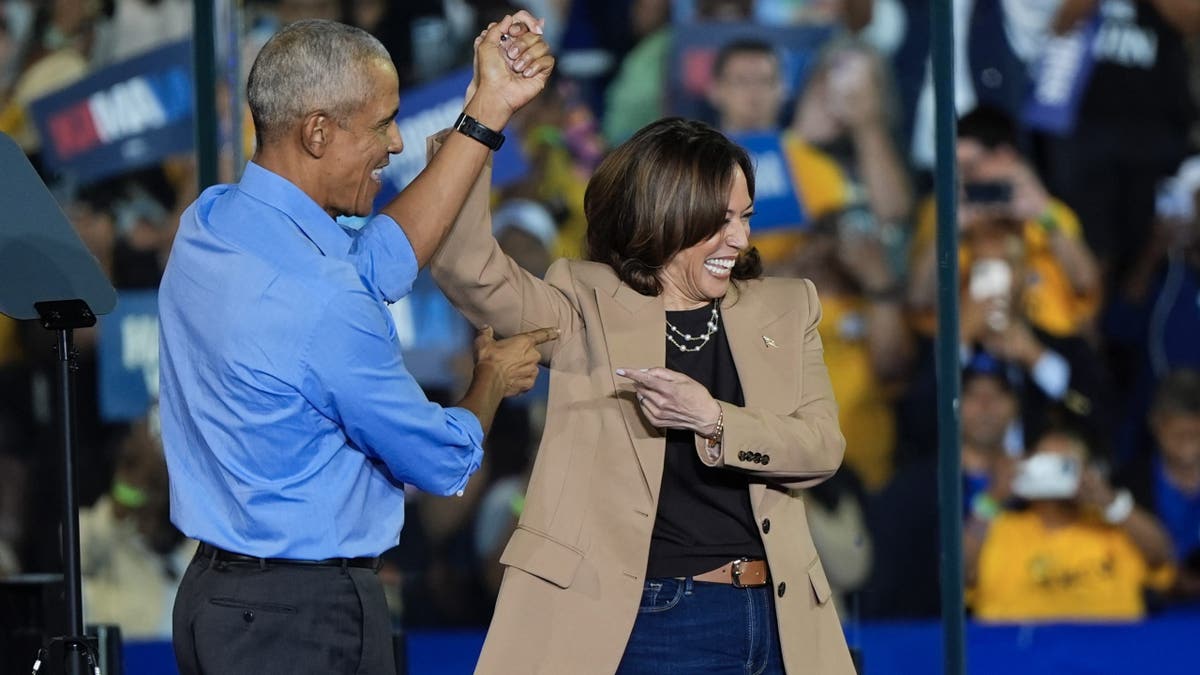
243;610;255;623
761;518;771;534
777;582;786;597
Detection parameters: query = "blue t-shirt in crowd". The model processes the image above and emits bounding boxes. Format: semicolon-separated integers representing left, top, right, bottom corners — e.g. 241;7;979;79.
1154;456;1200;562
158;162;484;559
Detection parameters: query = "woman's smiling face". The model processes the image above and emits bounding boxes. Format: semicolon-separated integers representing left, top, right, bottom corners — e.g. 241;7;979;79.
658;164;753;310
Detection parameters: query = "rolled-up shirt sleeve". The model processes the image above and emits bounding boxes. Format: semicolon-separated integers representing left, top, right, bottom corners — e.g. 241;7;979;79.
301;286;483;496
351;213;419;303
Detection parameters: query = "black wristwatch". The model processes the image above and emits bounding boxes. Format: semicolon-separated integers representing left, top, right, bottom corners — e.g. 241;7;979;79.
453;112;505;151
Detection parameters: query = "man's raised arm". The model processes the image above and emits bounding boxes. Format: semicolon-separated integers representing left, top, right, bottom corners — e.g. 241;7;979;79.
382;12;554;267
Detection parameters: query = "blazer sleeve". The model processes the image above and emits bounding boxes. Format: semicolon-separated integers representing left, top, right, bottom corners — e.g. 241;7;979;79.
427;133;583;363
694;279;845;488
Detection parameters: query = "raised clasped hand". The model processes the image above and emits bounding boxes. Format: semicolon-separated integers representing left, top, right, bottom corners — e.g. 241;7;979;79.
465;11;555;126
615;367;722;437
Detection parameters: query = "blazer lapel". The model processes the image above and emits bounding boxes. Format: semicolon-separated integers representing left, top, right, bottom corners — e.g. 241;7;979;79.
596;284;667;503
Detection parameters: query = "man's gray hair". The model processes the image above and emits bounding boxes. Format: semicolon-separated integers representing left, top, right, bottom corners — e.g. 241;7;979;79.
247;19;391;145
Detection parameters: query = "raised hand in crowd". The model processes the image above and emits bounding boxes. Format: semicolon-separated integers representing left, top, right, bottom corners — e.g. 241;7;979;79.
823;47;886;133
981;319;1046;371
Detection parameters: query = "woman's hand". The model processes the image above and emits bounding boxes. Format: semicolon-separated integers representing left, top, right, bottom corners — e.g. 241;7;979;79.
616;368;722;437
464;11;551;123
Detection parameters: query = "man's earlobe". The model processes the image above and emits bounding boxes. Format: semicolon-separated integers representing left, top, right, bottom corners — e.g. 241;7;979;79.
302;112;329;158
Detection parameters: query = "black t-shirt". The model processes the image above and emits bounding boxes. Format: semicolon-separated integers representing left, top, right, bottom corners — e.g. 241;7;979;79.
645;303;765;578
1081;0;1194;129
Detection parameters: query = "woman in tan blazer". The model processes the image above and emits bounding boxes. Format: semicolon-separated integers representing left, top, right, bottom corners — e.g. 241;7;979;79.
430;118;854;674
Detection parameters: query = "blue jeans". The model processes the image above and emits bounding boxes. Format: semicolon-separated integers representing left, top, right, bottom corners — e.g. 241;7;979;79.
616;577;785;675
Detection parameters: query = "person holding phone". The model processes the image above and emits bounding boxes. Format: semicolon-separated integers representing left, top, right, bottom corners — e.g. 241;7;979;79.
908;105;1102;340
966;426;1174;622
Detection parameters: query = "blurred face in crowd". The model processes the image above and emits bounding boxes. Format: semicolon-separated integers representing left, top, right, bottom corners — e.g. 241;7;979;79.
710;51;785;133
957;138;1020;186
68;202;116;264
280;0;342;23
659;165;752;309
632;0;670;38
498;228;552;279
1152;411;1200;471
323;58;403;217
354;0;387;32
961;374;1017;452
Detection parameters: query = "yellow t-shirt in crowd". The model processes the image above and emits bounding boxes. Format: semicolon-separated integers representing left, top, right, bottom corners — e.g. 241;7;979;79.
817;294;896;491
911;197;1100;337
0;316;22;367
749;132;850;266
972;510;1157;622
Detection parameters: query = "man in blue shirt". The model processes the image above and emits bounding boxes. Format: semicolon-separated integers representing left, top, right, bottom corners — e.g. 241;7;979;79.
161;15;555;674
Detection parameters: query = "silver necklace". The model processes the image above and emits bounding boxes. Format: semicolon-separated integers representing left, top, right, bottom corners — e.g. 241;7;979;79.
665;301;720;353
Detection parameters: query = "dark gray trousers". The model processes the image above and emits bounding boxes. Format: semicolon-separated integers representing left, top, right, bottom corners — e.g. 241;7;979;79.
173;550;396;675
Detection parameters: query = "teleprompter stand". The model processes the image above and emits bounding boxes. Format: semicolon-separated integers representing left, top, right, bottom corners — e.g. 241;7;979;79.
0;132;117;674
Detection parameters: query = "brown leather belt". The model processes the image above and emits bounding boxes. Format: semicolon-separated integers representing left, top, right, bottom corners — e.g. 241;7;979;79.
692;558;769;588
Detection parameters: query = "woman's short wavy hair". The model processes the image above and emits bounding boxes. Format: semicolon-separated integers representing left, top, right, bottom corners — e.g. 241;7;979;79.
584;118;763;296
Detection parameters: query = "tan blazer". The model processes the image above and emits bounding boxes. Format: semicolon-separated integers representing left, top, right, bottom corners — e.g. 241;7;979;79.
429;146;855;675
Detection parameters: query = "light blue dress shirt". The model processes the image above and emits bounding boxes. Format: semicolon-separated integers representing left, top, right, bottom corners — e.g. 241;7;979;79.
158;162;484;559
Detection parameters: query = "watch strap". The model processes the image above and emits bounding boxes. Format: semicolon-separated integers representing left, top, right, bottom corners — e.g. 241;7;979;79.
454;112;505;151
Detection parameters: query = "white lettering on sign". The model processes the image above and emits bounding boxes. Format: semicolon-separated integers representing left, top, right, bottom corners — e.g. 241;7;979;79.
1035;33;1089;105
1093;21;1157;69
88;78;168;143
120;314;160;398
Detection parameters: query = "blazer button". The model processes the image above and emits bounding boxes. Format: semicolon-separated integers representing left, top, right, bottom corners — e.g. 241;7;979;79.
243;610;255;623
738;451;748;461
762;454;770;465
777;582;786;597
761;518;771;534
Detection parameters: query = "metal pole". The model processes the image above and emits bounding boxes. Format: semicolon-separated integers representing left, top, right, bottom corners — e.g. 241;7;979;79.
228;0;246;174
57;328;86;675
931;0;965;673
194;0;220;190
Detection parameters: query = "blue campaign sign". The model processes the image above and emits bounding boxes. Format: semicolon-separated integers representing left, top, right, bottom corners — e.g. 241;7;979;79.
373;67;529;209
727;132;806;232
29;40;194;184
1022;15;1101;136
97;290;160;422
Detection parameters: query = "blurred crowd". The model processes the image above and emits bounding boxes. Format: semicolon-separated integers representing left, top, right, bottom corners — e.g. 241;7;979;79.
1;0;1200;642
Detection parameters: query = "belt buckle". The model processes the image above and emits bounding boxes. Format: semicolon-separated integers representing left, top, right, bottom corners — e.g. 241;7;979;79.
731;558;751;588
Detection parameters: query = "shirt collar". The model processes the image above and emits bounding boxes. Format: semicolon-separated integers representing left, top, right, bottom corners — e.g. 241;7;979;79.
236;161;352;259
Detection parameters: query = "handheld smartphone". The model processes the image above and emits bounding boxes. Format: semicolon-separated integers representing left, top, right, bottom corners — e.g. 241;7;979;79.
964;180;1013;206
